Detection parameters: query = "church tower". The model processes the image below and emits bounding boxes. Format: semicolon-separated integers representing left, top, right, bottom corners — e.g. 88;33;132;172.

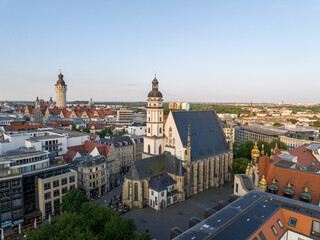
55;71;67;108
143;76;165;158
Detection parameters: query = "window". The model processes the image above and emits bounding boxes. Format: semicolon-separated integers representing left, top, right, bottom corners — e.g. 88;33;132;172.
277;219;284;229
288;217;297;227
53;180;59;188
271;225;278;236
173;195;177;202
151;191;154;196
312;221;320;237
1;211;11;221
45;192;51;200
159;145;162;154
53;190;60;197
44;182;51;190
62;187;68;194
159;128;162;134
236;183;238;193
148;145;150;154
148;128;150;134
258;231;267;240
69;176;75;183
70;185;75;190
134;183;138;201
161;191;164;197
45;202;52;212
61;178;67;185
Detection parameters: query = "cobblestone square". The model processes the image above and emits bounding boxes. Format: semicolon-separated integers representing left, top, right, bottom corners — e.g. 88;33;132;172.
123;182;234;240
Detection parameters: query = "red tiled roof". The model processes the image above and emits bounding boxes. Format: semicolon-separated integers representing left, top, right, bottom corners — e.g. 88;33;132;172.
259;155;320;205
273;144;318;167
4;122;45;131
64;140;110;162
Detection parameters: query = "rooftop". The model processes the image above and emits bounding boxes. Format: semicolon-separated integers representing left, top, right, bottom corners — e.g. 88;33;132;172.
242;124;288;136
173;191;320;240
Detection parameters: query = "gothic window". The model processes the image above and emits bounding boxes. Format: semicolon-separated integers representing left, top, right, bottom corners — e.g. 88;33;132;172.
134;183;138;201
159;145;162;154
148;117;150;122
142;181;144;200
148;128;150;134
169;127;173;145
160;117;162;122
148;145;151;154
159;128;162;134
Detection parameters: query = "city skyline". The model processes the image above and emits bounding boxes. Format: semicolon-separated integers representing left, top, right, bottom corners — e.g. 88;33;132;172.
1;0;320;103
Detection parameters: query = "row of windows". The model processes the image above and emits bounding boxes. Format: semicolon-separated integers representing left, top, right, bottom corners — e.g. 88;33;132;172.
44;176;75;190
44;186;74;200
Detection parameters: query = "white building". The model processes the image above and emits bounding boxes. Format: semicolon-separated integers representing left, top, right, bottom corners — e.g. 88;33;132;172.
0;147;50;176
148;173;177;210
125;126;146;136
0;129;90;157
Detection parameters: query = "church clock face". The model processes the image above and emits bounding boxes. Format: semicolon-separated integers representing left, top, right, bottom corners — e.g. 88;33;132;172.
153;84;157;89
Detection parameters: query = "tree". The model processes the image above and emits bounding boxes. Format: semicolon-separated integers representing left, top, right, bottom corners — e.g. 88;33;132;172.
83;127;90;133
28;192;151;240
287;119;298;124
234;141;254;159
232;158;249;176
270;139;287;150
61;188;88;214
313;120;320;128
273;122;281;127
71;125;79;131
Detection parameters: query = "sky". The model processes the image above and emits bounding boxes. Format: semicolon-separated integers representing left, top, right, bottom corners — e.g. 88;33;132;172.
0;0;320;103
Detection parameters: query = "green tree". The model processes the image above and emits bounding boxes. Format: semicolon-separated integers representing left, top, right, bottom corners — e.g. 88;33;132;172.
273;122;281;127
313;120;320;127
118;128;127;137
83;127;91;133
232;158;249;176
270;139;287;150
28;192;151;240
287;119;298;124
61;188;88;214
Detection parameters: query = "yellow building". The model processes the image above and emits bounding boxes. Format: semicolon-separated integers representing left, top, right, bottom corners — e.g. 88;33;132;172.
38;170;77;217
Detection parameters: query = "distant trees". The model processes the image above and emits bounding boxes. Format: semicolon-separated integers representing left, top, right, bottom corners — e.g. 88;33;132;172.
82;128;90;133
233;140;287;160
27;189;151;240
232;158;249;176
287;119;298;124
273;122;281;127
313;121;320;128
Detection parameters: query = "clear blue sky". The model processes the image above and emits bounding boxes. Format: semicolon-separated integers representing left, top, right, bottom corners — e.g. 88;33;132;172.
0;0;319;103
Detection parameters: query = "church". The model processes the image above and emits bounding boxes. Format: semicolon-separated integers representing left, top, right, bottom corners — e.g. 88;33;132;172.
122;77;233;210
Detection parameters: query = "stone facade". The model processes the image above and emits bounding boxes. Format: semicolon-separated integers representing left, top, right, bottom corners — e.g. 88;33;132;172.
55;72;67;109
122;77;233;210
37;170;77;217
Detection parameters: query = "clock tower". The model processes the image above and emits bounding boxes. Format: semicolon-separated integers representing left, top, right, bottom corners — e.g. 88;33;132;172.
143;76;165;158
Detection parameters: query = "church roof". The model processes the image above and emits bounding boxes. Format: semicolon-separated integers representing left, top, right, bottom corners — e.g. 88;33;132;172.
149;173;176;192
127;152;183;180
172;110;228;161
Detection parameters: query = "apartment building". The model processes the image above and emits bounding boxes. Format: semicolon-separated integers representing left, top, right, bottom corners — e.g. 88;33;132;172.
38;170;77;217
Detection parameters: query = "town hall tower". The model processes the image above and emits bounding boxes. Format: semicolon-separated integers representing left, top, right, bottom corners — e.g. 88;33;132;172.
55;71;67;108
